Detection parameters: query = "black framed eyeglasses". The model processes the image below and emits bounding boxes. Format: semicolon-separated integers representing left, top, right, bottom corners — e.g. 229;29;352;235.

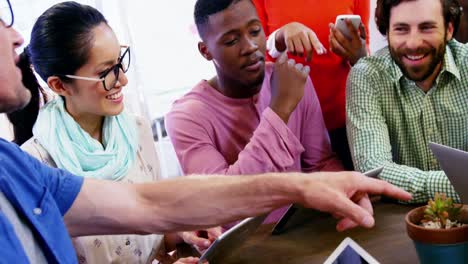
65;45;131;91
0;0;14;28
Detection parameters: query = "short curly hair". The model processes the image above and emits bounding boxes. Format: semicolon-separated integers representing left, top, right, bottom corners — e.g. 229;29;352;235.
375;0;462;36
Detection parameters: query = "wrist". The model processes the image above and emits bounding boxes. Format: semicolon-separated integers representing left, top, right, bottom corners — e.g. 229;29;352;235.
269;103;295;124
275;173;308;205
350;46;367;66
245;173;310;216
267;29;283;58
275;29;287;53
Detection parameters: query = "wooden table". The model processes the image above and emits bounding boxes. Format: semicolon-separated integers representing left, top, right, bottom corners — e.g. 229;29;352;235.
181;202;421;263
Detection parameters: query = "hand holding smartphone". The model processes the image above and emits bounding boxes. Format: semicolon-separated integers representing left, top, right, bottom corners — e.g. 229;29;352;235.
334;15;362;40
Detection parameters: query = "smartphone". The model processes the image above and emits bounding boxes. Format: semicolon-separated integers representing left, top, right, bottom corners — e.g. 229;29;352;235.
335;15;362;39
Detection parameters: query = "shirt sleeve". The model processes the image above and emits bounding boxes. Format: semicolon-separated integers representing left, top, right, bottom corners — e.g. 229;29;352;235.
166;107;306;175
266;29;282;59
26;151;84;215
300;78;344;172
346;63;460;203
353;0;371;48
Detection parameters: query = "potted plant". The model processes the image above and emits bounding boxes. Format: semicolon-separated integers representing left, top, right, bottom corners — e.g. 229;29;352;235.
405;193;468;264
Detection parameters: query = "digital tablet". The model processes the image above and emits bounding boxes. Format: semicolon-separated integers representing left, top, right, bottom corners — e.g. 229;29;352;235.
324;237;380;264
198;214;268;263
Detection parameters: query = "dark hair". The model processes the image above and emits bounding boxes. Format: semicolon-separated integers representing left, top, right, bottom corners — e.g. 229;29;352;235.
375;0;462;36
7;49;48;145
194;0;246;38
7;1;107;145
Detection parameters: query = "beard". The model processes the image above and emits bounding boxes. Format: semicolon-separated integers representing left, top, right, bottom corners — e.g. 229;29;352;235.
0;83;31;113
216;66;266;98
389;38;447;83
246;70;265;87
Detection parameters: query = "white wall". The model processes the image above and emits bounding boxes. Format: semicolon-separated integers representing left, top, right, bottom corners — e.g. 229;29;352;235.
369;0;388;54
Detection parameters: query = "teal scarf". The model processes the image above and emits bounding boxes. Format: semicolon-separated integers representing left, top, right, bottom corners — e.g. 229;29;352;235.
33;97;138;181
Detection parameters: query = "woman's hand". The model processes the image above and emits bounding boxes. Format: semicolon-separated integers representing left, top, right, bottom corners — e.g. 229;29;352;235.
275;22;326;62
178;226;223;252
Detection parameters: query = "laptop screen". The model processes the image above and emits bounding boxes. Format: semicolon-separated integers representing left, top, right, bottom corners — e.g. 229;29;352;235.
429;142;468;203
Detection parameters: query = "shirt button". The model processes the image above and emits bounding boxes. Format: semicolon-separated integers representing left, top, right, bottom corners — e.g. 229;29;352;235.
33;208;42;215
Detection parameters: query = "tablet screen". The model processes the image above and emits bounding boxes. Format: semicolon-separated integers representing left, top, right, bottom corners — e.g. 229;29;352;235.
331;245;371;264
324;237;379;264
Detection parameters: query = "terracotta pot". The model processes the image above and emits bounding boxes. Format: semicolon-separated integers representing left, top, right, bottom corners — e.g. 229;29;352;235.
405;205;468;264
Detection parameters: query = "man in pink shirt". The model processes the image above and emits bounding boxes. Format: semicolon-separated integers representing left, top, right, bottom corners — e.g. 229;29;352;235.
166;0;343;221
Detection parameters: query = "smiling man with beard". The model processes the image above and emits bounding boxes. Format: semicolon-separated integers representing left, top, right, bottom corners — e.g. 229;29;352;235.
347;0;467;203
166;0;344;224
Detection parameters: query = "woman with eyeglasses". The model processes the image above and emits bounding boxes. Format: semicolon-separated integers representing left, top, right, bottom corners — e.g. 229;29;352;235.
9;2;210;263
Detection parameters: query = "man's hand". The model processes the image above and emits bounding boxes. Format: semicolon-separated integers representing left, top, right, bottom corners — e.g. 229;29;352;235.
329;20;367;65
297;172;412;231
331;193;373;232
269;52;310;123
66;171;411;236
275;22;326;62
178;227;223;252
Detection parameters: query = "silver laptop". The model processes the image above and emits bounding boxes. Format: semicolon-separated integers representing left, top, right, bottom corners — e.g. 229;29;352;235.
429;142;468;203
198;214;268;263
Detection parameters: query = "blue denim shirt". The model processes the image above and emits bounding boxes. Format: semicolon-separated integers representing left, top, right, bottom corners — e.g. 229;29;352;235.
0;139;83;263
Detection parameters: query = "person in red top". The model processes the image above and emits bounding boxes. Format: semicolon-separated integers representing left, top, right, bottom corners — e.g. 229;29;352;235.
253;0;370;170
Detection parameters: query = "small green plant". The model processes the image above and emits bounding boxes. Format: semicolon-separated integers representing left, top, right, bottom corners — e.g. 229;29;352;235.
421;193;462;229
